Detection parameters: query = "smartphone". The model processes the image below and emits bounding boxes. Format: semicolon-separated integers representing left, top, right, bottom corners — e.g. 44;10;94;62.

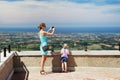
48;26;55;33
51;26;54;29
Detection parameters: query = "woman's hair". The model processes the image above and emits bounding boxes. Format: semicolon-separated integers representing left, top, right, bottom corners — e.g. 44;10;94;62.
38;23;46;30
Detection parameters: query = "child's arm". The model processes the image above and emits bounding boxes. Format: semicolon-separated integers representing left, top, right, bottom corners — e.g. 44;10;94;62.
67;49;69;55
60;49;63;54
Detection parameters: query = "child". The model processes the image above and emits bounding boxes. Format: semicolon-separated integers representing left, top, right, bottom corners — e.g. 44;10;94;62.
60;44;69;72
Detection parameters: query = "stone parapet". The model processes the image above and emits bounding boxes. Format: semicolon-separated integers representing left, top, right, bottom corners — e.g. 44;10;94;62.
13;50;120;72
0;52;14;80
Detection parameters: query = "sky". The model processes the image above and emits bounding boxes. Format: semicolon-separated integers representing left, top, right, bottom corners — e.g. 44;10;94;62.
0;0;120;28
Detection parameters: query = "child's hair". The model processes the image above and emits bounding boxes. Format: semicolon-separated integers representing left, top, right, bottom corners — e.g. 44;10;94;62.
63;44;68;48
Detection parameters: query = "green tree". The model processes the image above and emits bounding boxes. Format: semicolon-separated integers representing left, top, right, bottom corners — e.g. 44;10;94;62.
88;44;102;50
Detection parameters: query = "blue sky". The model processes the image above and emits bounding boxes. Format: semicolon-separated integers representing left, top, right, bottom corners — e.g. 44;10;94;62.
0;0;120;28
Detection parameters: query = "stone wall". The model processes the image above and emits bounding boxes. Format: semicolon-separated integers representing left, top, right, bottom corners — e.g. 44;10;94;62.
13;51;120;72
0;53;14;80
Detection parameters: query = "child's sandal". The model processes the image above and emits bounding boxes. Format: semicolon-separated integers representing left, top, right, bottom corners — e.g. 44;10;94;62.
40;70;47;75
65;71;68;73
62;70;65;73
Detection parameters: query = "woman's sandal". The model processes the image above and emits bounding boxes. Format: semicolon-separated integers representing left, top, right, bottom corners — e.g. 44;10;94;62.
40;70;47;75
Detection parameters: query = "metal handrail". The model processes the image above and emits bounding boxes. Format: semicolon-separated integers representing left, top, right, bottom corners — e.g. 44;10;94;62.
0;45;11;62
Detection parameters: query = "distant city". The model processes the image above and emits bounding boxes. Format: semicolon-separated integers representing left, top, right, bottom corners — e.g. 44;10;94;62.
0;31;120;51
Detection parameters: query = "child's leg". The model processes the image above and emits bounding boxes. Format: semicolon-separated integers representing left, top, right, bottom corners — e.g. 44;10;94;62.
62;62;65;72
64;62;68;72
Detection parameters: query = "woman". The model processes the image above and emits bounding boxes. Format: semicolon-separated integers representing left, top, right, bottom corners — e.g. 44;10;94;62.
38;23;55;75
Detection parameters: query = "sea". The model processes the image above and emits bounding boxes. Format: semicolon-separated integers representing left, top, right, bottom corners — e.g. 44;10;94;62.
0;27;120;33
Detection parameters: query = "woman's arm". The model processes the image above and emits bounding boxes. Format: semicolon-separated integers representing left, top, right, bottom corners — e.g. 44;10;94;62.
44;28;55;36
44;31;54;36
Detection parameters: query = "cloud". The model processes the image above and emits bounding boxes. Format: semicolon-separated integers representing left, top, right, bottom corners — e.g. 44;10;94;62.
0;0;120;27
55;0;120;5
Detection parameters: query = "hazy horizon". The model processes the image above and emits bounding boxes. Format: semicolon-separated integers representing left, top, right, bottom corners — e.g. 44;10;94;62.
0;26;120;33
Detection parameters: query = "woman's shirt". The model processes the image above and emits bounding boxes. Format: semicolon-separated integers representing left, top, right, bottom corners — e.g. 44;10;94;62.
39;31;47;46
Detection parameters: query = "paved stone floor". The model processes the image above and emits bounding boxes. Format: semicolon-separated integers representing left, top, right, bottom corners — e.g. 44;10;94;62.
11;67;120;80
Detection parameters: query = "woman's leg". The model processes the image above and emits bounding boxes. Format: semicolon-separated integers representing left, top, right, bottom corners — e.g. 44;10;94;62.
41;55;47;71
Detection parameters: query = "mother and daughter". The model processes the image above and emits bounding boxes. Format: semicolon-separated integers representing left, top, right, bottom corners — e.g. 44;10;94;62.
38;23;69;75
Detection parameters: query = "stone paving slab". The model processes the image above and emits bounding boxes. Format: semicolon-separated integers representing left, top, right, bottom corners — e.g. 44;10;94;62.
12;67;120;80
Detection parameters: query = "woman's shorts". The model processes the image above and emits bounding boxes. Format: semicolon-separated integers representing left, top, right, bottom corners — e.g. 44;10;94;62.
61;57;68;62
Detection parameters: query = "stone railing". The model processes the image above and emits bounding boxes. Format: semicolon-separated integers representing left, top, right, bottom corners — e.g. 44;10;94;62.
14;50;120;72
0;45;14;80
0;50;120;80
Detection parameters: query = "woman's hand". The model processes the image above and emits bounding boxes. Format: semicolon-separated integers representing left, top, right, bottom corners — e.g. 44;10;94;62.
52;27;55;31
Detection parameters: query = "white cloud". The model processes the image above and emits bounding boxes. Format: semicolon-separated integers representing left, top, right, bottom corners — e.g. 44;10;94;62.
0;1;120;27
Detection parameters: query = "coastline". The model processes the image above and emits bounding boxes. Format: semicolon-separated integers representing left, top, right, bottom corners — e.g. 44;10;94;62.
0;27;120;33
